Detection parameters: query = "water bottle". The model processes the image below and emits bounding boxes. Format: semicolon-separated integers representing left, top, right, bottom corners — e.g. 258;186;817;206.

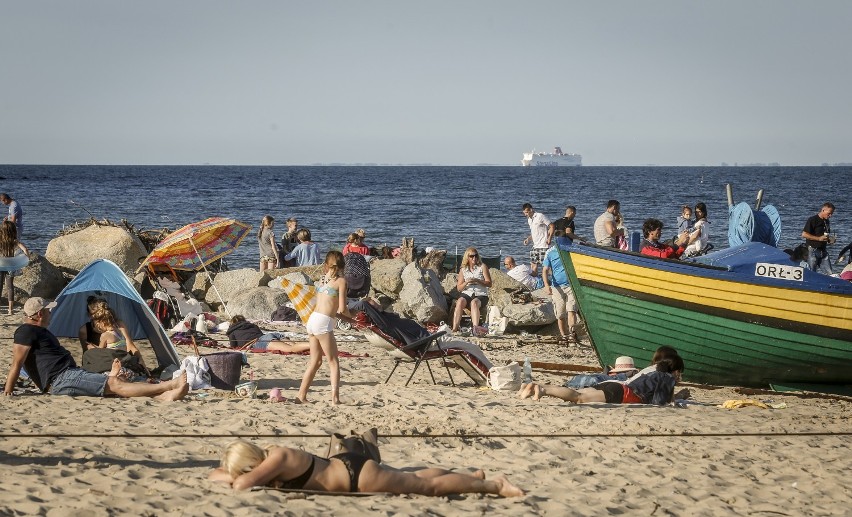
523;357;532;384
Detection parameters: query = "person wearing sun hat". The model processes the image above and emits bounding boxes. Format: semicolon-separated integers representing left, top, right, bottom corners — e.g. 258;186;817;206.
608;356;639;376
4;297;189;400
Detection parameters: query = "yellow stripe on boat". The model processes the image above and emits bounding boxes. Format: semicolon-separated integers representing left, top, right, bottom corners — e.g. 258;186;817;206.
570;253;852;330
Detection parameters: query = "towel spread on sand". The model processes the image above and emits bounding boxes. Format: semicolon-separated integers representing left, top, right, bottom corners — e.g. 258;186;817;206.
719;399;769;409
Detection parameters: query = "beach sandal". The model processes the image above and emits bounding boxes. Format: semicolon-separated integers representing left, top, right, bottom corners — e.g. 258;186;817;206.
557;335;570;345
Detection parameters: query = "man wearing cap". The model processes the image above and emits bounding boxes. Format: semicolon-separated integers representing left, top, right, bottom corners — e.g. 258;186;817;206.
4;297;189;400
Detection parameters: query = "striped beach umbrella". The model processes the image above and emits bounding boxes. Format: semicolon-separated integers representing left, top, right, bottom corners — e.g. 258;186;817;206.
141;217;252;272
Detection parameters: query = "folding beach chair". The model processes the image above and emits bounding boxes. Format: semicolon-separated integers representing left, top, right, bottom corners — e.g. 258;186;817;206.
348;304;491;387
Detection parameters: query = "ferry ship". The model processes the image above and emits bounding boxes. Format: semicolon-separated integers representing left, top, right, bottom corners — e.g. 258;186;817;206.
521;147;582;167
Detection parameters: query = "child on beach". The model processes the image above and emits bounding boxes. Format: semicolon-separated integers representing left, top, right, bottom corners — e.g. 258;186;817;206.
209;439;524;496
90;299;148;370
342;232;370;256
0;220;29;315
297;251;348;404
676;205;694;234
257;215;279;272
284;228;320;266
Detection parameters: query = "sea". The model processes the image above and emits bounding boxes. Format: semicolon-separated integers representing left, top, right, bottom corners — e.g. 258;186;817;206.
1;165;849;271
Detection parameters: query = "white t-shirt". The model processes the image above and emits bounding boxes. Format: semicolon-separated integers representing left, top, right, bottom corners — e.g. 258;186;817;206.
507;264;538;290
594;211;617;247
527;212;552;249
684;219;710;256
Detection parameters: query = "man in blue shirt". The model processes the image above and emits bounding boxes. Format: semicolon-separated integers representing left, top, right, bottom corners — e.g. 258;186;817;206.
0;193;22;237
542;236;578;344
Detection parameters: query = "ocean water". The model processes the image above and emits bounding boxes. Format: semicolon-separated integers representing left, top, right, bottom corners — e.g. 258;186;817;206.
1;165;849;271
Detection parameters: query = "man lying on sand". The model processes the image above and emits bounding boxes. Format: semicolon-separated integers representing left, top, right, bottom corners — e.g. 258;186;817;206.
3;297;189;401
209;439;524;497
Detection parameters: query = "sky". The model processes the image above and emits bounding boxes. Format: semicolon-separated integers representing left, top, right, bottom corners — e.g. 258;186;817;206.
1;1;850;166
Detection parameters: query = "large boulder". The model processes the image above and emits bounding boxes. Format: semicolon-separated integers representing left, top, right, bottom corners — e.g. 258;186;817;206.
393;262;448;322
184;272;213;301
265;265;324;283
267;271;313;288
227;287;291;321
13;254;66;299
45;225;148;274
370;259;406;296
501;300;557;326
211;268;268;303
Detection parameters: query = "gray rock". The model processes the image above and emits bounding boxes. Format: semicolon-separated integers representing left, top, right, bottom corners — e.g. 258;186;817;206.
227;287;292;321
395;262;448;322
13;254;66;299
266;265;324;283
501;300;557;326
370;258;406;296
184;272;212;301
210;268;268;303
267;271;314;288
45;225;148;274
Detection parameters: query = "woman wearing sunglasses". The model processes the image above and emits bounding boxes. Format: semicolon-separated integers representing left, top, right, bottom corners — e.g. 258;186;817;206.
451;247;492;336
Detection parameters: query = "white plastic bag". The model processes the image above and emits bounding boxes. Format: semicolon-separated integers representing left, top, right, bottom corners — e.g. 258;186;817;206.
488;362;522;391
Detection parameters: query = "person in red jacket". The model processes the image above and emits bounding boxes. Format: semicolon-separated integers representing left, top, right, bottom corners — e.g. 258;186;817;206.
640;219;689;259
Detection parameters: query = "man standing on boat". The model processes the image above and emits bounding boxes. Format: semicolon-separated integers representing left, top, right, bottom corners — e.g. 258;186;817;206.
522;203;553;271
593;200;624;247
801;202;835;275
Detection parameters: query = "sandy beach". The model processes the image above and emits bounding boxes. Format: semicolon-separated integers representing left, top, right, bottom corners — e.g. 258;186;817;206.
1;312;850;516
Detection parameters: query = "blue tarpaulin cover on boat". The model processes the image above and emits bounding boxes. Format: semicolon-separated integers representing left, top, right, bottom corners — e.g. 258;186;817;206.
48;259;181;367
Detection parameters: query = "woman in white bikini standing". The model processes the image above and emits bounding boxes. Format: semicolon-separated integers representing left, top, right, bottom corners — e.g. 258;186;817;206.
297;250;349;405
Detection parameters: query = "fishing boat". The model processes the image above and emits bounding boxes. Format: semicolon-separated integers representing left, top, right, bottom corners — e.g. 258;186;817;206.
521;147;582;167
559;242;852;389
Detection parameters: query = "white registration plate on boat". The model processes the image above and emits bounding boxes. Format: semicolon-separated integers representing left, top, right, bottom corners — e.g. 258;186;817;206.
754;263;804;281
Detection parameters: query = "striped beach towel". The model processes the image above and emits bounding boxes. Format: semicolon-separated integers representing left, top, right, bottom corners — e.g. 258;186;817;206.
279;278;317;324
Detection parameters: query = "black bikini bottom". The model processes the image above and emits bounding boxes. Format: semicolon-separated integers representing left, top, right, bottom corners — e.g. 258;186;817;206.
331;452;371;492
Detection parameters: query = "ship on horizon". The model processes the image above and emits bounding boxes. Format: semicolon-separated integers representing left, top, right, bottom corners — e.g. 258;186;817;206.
521;147;582;167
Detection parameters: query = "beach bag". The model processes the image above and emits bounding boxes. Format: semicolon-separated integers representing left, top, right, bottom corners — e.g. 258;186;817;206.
82;348;146;375
488;362;522;391
344;252;371;298
326;428;381;464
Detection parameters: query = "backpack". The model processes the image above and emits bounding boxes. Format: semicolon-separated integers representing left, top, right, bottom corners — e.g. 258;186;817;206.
147;297;176;329
344;253;371;298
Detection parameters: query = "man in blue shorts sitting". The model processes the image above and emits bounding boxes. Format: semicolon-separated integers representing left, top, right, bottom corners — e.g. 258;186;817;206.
4;297;189;401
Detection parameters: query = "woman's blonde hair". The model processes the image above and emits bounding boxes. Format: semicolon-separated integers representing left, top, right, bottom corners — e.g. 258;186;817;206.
90;300;117;331
461;247;481;269
221;440;268;479
325;250;345;278
258;216;274;242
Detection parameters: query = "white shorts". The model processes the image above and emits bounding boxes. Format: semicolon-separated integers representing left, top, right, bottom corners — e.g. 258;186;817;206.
306;312;335;336
551;284;577;318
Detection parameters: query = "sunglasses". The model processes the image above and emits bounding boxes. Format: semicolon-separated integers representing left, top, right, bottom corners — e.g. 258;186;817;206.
469;253;478;257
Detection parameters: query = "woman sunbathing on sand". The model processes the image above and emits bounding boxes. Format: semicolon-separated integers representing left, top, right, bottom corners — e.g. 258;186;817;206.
209;439;524;497
226;315;309;353
520;354;684;406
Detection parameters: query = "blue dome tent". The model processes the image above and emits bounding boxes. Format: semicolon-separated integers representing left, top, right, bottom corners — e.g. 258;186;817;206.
48;259;181;368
